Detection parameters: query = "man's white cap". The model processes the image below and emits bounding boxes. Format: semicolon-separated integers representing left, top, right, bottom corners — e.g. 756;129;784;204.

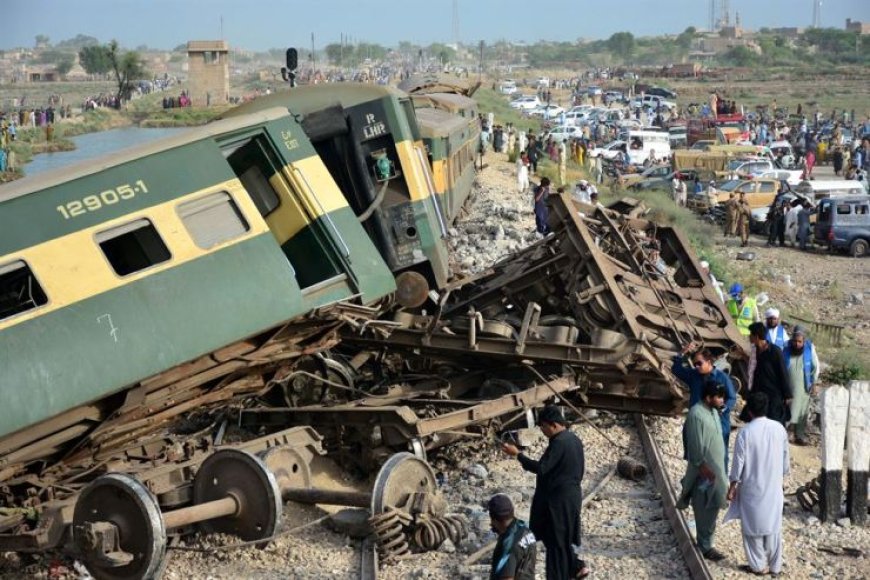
764;307;780;319
699;260;710;269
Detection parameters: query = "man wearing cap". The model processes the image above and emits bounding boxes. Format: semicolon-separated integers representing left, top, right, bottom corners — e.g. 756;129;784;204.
736;192;752;247
726;283;759;337
487;494;537;580
501;405;587;579
763;308;789;350
748;322;792;426
724;191;738;237
677;380;729;562
783;326;820;445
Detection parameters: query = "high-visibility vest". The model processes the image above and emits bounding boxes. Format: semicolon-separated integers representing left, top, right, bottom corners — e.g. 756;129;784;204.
726;297;757;336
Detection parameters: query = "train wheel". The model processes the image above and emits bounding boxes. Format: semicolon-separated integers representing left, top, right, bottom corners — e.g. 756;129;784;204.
73;473;166;580
192;449;282;544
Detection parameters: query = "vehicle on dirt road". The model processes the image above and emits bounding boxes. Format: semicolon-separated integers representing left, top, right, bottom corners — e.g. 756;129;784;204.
813;194;870;257
509;95;541;110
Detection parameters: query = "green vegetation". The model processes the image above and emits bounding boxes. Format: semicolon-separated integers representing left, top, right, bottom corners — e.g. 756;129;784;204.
474;88;540;134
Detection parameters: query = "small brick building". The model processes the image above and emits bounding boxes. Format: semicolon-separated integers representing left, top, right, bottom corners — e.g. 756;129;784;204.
187;40;229;107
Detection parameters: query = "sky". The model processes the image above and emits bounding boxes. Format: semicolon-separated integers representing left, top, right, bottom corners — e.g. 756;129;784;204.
5;0;869;52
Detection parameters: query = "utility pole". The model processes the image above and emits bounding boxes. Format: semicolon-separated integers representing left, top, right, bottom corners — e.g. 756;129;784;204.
812;0;821;28
452;0;460;46
311;33;316;72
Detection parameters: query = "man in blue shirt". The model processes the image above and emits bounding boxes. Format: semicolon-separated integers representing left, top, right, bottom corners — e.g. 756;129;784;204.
672;342;737;468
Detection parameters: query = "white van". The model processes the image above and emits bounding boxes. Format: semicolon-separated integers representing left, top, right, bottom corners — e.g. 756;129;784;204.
622;130;672;165
794;180;866;200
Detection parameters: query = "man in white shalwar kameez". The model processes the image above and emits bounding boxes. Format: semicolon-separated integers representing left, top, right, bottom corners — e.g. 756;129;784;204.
725;392;790;575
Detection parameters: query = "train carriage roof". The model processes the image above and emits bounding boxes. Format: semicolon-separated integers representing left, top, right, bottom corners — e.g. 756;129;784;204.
414;107;469;138
0;107;294;204
221;83;408;119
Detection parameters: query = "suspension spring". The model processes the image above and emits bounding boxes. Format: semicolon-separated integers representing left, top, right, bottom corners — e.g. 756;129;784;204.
412;514;468;551
369;508;411;561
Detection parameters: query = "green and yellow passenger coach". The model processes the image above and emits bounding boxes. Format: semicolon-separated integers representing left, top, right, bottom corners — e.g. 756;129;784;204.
223;84;450;308
412;93;480;223
0;107;394;446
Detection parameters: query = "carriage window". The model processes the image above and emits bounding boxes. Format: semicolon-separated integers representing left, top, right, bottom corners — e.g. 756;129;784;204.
836;204;851;215
856;205;869;215
97;219;171;276
178;192;250;249
0;260;48;321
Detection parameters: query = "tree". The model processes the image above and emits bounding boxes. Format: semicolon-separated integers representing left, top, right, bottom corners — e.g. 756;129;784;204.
55;55;75;77
324;43;347;65
676;27;697;50
427;43;456;64
106;40;147;101
79;45;112;75
723;46;758;66
607;32;635;61
56;34;100;49
35;34;50;47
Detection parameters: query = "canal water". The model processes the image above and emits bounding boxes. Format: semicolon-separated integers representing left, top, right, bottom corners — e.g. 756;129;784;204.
23;126;187;176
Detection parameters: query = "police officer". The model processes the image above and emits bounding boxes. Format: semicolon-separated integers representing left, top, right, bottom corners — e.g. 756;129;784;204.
488;494;536;580
502;405;588;579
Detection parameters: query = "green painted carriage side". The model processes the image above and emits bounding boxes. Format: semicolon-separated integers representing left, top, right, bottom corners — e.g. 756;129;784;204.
0;233;312;440
0;109;321;255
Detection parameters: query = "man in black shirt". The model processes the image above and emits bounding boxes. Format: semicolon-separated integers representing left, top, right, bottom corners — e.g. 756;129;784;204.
488;494;536;580
502;405;588;579
748;322;792;425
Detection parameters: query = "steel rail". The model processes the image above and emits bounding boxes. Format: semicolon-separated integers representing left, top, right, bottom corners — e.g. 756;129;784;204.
634;414;714;580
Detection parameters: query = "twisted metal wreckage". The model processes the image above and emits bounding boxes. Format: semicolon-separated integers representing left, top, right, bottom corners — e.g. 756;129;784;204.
0;193;747;579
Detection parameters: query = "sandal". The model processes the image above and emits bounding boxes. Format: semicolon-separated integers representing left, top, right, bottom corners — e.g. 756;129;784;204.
739;564;769;575
576;567;591;579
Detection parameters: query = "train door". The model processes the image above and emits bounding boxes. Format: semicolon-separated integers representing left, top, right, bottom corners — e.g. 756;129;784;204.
218;132;351;293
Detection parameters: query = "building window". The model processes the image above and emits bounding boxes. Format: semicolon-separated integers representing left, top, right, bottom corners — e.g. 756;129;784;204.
178;192;250;249
97;219;171;276
203;51;219;65
0;260;48;321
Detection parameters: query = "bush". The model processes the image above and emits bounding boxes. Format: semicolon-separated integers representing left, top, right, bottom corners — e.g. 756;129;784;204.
820;363;864;385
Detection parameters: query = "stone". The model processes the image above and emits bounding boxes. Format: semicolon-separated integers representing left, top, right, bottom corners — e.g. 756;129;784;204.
836;517;851;528
439;538;457;553
849;293;864;305
466;463;489;479
805;515;820;525
326;508;372;539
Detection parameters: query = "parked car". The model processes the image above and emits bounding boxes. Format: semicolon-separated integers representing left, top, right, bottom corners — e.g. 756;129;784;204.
755;169;803;186
586;86;603;97
646;87;678;100
631;94;677;111
724;158;775;180
794;179;866;200
631;169;699;191
813;194;870;256
604;91;626;105
529;104;566;118
546;125;583;143
537;77;550;89
499;80;518;95
690;140;717;151
509;95;541;110
589;140;627;161
623;164;673;187
749;192;812;234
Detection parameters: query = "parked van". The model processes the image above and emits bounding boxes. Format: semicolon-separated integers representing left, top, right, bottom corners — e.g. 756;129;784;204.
794;179;865;200
813;194;870;257
621;130;672;165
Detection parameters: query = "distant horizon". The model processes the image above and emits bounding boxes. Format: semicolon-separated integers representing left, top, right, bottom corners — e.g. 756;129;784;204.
5;0;866;53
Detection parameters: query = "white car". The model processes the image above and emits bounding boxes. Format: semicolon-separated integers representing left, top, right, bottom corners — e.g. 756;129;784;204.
631;94;676;110
589;140;627;161
756;169;803;186
509;95;541;110
499;80;517;95
546;125;582;143
529;104;565;119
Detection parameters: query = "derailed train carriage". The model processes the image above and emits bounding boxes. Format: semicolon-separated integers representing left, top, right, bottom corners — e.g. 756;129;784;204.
0;107;397;578
221;84;451;310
